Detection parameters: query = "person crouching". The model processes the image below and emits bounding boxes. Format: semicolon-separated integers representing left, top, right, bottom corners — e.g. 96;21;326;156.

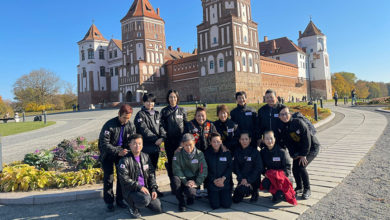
260;131;297;205
118;134;162;219
172;133;208;212
205;133;233;209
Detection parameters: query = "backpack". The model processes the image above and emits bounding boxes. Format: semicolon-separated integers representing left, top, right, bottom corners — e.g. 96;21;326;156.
292;112;317;136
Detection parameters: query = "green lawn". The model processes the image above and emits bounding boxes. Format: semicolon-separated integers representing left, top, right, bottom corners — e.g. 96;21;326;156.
0;121;56;136
24;109;73;117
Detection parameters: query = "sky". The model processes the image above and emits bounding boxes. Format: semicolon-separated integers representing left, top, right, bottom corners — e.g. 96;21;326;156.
0;0;389;101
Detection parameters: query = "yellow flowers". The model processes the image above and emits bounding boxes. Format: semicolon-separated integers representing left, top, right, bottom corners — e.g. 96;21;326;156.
0;164;103;192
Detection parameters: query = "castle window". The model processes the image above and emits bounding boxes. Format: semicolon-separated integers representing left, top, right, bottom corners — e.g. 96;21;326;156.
210;60;214;69
114;50;117;58
99;49;105;60
100;66;106;76
109;51;113;59
242;57;246;66
82;68;87;77
213;37;217;44
137;32;141;37
219;59;224;68
81;50;85;61
249;58;253;67
311;63;315;68
88;49;94;59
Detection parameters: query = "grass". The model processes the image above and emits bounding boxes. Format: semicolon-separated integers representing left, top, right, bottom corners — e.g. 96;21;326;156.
186;103;331;123
23;109;73;117
0;121;56;136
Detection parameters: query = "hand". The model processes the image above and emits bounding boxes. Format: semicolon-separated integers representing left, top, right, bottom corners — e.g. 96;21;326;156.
298;156;308;166
118;149;128;157
155;138;164;146
257;139;263;147
151;191;157;200
140;187;150;195
240;179;248;186
175;146;183;154
186;180;196;188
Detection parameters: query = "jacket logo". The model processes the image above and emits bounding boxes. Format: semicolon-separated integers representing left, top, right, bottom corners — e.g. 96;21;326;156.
156;120;160;124
143;164;149;170
120;164;125;169
105;130;110;135
296;129;301;135
138;118;143;122
247;157;252;161
290;132;300;142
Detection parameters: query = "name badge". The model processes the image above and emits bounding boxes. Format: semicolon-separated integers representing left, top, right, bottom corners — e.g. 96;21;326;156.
227;128;234;133
143;164;149;170
191;159;199;164
274;114;279;118
173;156;177;161
247;157;252;162
176;115;183;119
273;157;281;162
193;128;199;132
219;157;227;161
245;112;252;116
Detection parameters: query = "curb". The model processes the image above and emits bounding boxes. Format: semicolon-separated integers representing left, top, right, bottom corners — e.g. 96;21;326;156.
0;111;335;206
375;108;390;113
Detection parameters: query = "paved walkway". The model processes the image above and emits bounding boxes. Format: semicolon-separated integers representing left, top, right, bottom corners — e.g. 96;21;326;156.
0;106;387;219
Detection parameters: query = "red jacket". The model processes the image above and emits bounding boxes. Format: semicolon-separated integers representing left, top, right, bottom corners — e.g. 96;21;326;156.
260;169;297;205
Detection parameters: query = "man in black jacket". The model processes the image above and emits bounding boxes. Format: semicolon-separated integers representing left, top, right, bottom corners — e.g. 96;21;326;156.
98;104;136;212
118;134;162;218
230;91;257;143
276;106;320;200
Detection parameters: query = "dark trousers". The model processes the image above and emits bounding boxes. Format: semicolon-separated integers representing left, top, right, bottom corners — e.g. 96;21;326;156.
172;176;197;205
165;140;180;191
208;188;232;209
102;158;123;204
335;99;338;106
148;152;160;172
293;149;319;190
125;191;162;213
232;179;260;203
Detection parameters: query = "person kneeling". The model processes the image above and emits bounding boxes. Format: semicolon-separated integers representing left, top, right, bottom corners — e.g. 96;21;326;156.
205;133;233;209
118;134;162;219
172;133;208;212
260;131;297;205
233;133;263;203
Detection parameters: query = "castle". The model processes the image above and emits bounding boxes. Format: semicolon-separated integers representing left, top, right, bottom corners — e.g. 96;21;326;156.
77;0;332;109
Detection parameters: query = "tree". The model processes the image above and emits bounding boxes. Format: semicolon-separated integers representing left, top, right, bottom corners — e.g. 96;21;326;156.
0;96;14;117
367;82;381;98
355;80;370;99
337;72;357;85
13;68;60;108
378;82;389;98
331;73;351;97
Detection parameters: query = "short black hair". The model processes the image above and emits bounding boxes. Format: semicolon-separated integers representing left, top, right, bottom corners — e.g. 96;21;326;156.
129;134;143;143
166;89;180;104
239;131;251;139
209;132;221;142
263;130;274;138
265;89;276;96
143;93;156;102
235;91;247;99
278;105;288;113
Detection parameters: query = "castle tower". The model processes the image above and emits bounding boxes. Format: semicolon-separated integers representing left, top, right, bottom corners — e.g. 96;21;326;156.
77;24;111;109
298;20;332;99
120;0;167;103
197;0;261;103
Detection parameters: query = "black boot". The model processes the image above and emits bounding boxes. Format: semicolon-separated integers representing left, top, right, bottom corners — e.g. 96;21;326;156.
250;189;259;203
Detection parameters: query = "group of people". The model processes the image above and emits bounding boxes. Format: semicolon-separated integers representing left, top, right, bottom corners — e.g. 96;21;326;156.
98;89;320;218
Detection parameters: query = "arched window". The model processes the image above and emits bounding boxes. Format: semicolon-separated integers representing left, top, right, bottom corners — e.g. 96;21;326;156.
208;55;215;74
217;53;224;73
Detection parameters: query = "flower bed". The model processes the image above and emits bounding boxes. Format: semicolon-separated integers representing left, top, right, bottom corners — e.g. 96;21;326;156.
0;137;167;192
358;97;390;106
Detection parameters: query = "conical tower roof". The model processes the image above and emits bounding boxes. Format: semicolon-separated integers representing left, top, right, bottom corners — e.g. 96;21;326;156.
79;24;108;43
299;21;324;39
121;0;163;22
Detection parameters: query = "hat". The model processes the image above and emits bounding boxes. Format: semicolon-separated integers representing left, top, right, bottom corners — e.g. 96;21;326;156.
181;133;195;143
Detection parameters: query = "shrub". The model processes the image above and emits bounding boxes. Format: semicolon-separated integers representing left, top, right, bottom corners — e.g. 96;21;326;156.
23;149;54;171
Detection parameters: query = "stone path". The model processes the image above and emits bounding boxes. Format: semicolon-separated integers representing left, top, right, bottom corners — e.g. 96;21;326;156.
0;106;387;219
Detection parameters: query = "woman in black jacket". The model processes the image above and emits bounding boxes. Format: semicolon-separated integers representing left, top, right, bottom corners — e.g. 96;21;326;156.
276;106;320;200
233;133;263;203
205;133;233;209
134;93;166;197
214;104;239;153
160;90;187;192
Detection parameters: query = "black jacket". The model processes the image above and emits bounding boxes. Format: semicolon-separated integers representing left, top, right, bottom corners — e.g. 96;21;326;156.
276;118;320;158
233;145;263;184
118;152;158;198
230;104;257;139
184;119;217;152
257;103;285;138
205;147;233;191
260;144;291;177
134;107;167;154
214;119;239;153
98;117;136;161
160;105;187;149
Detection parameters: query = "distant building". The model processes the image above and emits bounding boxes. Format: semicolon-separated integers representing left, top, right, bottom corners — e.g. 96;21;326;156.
77;0;332;109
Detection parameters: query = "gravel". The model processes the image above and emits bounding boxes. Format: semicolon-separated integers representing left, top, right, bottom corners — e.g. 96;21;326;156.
299;107;390;220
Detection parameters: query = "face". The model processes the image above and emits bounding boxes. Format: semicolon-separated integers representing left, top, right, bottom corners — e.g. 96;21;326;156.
239;134;251;149
264;132;275;150
118;113;132;125
144;100;155;110
211;136;222;151
265;93;277;106
236;95;246;106
130;138;143;155
218;110;228;122
182;140;195;153
279;108;291;123
168;93;178;107
195;110;206;125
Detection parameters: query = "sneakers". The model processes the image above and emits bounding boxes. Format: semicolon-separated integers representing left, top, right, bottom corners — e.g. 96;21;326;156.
116;200;128;209
250;191;259;203
106;203;115;212
302;189;311;200
128;206;141;219
272;190;284;203
178;203;187;212
294;187;303;195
